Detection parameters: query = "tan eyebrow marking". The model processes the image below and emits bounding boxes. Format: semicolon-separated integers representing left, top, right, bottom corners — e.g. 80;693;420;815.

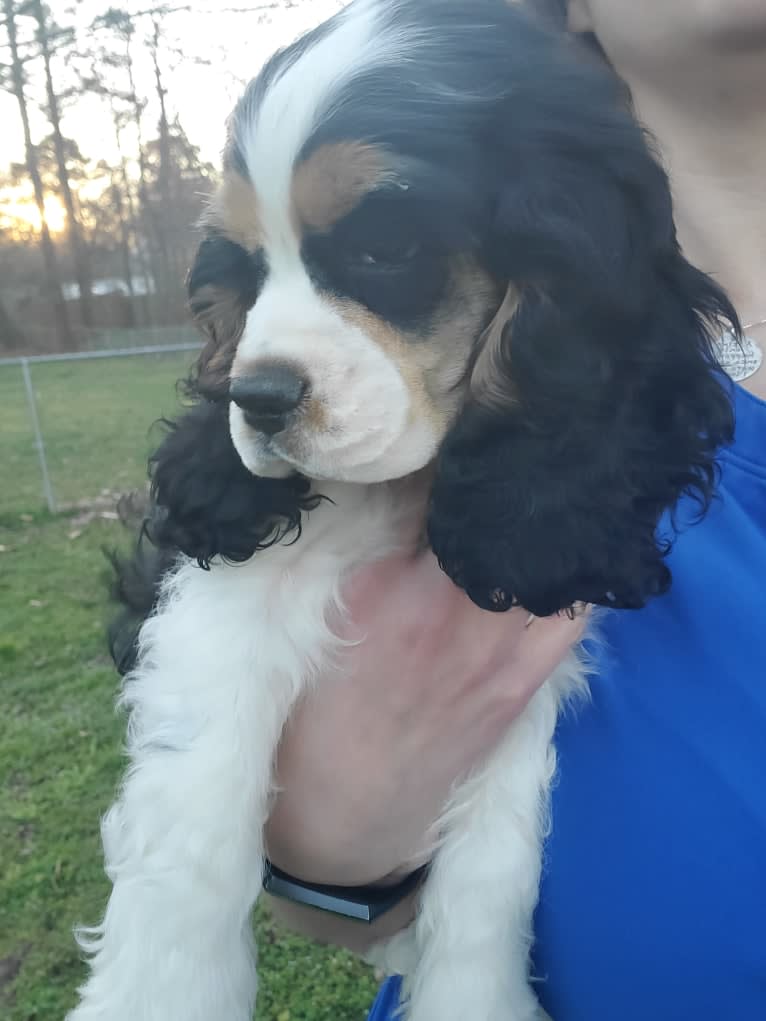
291;141;398;232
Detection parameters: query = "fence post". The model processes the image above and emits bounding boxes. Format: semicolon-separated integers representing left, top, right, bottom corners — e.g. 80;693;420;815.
20;357;57;514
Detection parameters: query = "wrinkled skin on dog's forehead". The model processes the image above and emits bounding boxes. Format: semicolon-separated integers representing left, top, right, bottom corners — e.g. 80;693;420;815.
177;0;735;616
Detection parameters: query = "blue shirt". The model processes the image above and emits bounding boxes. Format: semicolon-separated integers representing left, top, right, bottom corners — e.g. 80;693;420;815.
369;382;766;1021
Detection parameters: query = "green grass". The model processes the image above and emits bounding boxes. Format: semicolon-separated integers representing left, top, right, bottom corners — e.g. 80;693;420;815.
0;356;379;1020
1;353;196;516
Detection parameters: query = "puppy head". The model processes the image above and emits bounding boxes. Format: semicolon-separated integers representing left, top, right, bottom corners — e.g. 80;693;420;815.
191;165;498;483
191;106;504;480
178;0;734;601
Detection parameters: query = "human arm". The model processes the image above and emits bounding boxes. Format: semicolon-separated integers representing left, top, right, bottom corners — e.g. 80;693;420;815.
265;551;586;949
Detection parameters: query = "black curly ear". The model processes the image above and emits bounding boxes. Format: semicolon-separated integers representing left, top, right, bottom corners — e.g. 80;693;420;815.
146;400;321;567
104;540;175;676
105;233;289;674
186;232;265;400
428;79;736;617
104;401;321;674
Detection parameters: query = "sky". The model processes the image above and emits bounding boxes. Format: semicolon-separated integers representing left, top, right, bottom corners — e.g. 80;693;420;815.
0;0;346;176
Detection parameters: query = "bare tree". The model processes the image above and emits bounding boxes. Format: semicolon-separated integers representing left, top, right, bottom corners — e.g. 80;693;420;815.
109;111;138;308
90;6;216;300
0;0;345;352
0;291;25;351
29;0;95;326
88;159;138;320
148;15;174;295
78;48;154;313
91;7;164;304
1;0;73;349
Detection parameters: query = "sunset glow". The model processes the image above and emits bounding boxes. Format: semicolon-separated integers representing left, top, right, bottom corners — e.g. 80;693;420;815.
0;1;347;176
0;2;346;246
0;192;68;236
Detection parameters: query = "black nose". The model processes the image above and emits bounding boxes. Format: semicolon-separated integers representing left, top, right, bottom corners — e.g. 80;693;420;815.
229;366;308;436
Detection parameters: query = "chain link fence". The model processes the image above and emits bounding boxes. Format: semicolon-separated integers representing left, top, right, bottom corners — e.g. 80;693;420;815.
1;328;202;516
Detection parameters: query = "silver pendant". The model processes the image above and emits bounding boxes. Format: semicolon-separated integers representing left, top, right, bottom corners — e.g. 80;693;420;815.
714;329;763;383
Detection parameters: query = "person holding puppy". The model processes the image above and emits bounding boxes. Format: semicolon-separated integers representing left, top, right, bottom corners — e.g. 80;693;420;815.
266;2;766;1017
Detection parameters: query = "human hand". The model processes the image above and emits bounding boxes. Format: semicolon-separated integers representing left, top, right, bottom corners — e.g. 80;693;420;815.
266;550;586;887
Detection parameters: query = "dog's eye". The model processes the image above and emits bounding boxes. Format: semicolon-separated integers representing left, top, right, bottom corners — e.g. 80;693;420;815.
351;241;421;269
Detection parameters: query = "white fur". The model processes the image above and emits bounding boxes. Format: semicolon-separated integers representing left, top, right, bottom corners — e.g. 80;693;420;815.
68;6;591;1019
68;483;409;1021
242;0;421;243
369;659;587;1021
228;0;442;484
232;275;439;483
68;476;588;1021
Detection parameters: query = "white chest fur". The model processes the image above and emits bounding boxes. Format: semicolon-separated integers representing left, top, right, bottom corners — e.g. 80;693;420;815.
67;481;588;1021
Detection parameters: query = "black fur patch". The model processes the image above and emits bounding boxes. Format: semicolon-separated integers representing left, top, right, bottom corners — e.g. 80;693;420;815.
110;0;737;674
108;402;322;673
145;401;321;566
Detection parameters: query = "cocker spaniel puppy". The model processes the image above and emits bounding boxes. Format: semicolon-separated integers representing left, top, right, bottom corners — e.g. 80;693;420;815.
68;1;735;1019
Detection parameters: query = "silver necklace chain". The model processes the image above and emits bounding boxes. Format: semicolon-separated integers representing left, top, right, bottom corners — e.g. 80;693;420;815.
714;316;764;383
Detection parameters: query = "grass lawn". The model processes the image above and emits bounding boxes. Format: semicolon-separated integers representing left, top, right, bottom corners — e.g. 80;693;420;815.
0;354;379;1020
0;353;198;516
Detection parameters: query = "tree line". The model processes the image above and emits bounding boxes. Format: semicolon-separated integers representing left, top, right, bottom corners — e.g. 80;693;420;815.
0;1;330;353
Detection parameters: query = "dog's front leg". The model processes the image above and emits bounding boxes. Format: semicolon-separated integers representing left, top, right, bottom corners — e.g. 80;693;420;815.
403;654;585;1021
67;562;305;1021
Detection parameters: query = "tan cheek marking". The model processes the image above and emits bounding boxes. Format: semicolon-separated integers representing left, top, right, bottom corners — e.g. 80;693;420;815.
423;261;502;401
470;284;522;408
203;171;264;250
303;396;329;432
291;142;398;232
327;298;442;431
328;260;499;434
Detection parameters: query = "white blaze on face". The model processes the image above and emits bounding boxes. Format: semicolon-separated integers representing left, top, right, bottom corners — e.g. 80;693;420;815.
232;273;440;482
241;0;388;269
228;0;442;484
